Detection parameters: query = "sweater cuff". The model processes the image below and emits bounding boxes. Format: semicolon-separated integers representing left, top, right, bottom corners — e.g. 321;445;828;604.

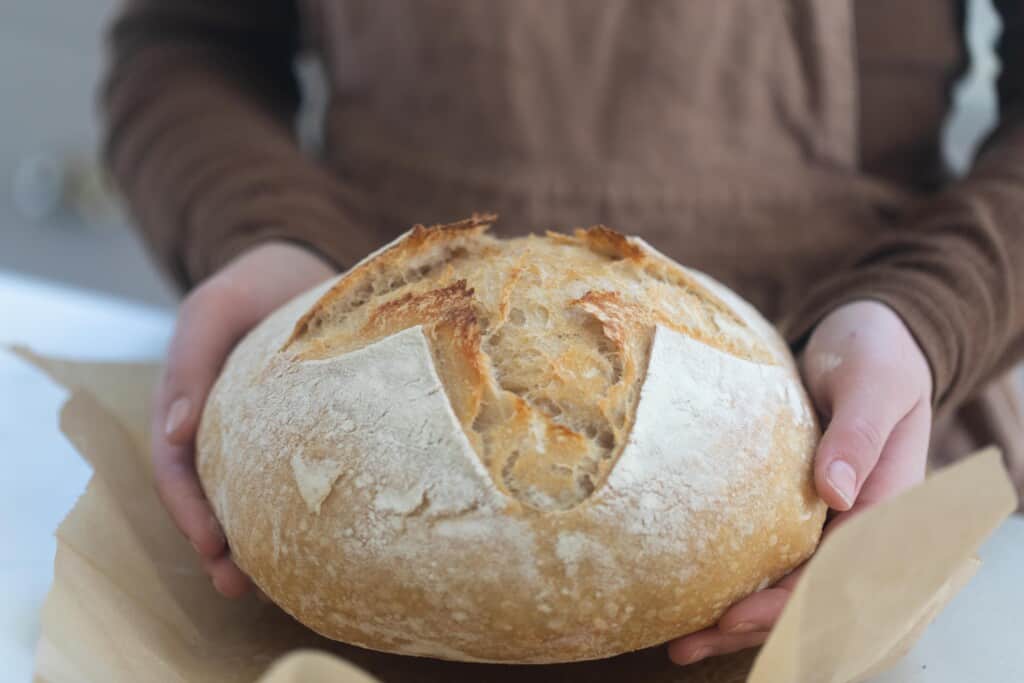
781;267;958;411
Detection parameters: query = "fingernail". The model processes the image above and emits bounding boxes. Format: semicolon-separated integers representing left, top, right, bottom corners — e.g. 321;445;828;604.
727;621;760;634
685;647;713;664
164;397;191;437
827;459;857;508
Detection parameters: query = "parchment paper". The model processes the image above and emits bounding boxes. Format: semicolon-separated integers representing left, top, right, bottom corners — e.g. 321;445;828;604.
17;349;1017;683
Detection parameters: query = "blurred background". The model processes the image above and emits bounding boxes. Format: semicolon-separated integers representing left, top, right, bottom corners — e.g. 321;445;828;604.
0;0;1006;310
0;0;328;308
0;1;175;305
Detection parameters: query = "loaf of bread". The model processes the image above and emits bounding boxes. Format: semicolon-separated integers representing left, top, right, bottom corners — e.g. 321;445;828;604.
197;215;826;664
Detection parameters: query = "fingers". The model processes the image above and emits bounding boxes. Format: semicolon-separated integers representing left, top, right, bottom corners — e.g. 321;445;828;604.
157;241;336;445
812;357;920;511
158;283;252;445
152;279;259;565
201;553;253;598
151;291;253;596
667;627;769;666
716;568;802;634
670;399;931;668
850;400;931;511
150;242;338;597
669;302;936;668
151;285;250;560
151;439;226;558
714;589;789;635
801;302;932;512
668;567;801;665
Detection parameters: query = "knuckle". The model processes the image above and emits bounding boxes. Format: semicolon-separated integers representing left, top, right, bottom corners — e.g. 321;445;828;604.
180;277;252;338
160;351;189;394
152;456;194;490
167;281;244;379
840;414;886;457
850;348;924;396
151;378;171;421
151;471;178;511
837;354;894;388
183;279;232;317
150;458;177;492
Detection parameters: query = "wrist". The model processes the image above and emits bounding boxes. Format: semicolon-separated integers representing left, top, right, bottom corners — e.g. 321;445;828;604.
198;239;337;328
247;239;339;275
189;228;340;292
230;240;337;277
813;300;934;405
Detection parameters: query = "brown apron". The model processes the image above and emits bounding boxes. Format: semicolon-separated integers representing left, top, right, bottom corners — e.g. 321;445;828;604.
303;0;1024;503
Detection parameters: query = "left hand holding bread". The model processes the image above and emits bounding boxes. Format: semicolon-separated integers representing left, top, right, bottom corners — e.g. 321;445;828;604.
152;241;336;597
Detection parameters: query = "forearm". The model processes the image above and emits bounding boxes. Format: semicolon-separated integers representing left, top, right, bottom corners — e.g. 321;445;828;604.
783;122;1024;418
102;0;375;290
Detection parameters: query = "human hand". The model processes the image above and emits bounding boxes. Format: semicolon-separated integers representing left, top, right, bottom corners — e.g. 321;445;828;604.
668;300;933;665
152;242;336;597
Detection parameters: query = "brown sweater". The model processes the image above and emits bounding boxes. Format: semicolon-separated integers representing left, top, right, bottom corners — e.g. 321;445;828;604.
103;0;1024;419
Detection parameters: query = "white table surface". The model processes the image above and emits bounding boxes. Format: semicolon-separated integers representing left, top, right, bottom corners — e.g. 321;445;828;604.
1;270;1022;683
0;271;173;683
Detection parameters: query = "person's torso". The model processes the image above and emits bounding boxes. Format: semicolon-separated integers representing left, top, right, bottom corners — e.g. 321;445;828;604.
300;0;965;320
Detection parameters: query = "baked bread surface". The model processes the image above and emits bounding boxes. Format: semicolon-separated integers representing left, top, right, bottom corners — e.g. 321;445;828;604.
198;215;826;663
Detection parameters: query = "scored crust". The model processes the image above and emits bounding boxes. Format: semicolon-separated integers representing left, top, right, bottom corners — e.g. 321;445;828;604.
281;215;775;511
198;217;826;663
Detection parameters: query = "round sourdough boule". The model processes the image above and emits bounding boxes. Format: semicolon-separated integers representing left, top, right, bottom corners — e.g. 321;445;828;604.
197;215;826;664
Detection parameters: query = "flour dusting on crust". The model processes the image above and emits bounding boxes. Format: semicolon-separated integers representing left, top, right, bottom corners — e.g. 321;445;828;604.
597;325;807;558
197;221;826;664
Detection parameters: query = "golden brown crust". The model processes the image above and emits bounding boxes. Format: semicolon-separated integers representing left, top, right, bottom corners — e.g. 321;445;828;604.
547;225;646;261
198;217;826;664
361;280;486;430
286;213;497;348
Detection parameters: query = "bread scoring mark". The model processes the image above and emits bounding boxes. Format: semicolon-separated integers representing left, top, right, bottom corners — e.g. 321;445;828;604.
360;280;487;431
277;218;778;514
580;287;773;365
367;280;477;329
283;213;496;350
589;324;825;611
482;289;654;508
546;225;645;261
550;227;772;364
200;218;827;663
473;256;648;511
641;259;744;325
634;265;774;364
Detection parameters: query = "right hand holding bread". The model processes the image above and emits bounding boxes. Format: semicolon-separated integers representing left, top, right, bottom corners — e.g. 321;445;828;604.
667;300;933;664
152;241;336;597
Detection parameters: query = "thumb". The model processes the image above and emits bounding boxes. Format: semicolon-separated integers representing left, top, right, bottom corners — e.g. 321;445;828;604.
160;241;336;440
151;281;255;558
811;358;917;511
152;241;336;584
158;282;253;443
